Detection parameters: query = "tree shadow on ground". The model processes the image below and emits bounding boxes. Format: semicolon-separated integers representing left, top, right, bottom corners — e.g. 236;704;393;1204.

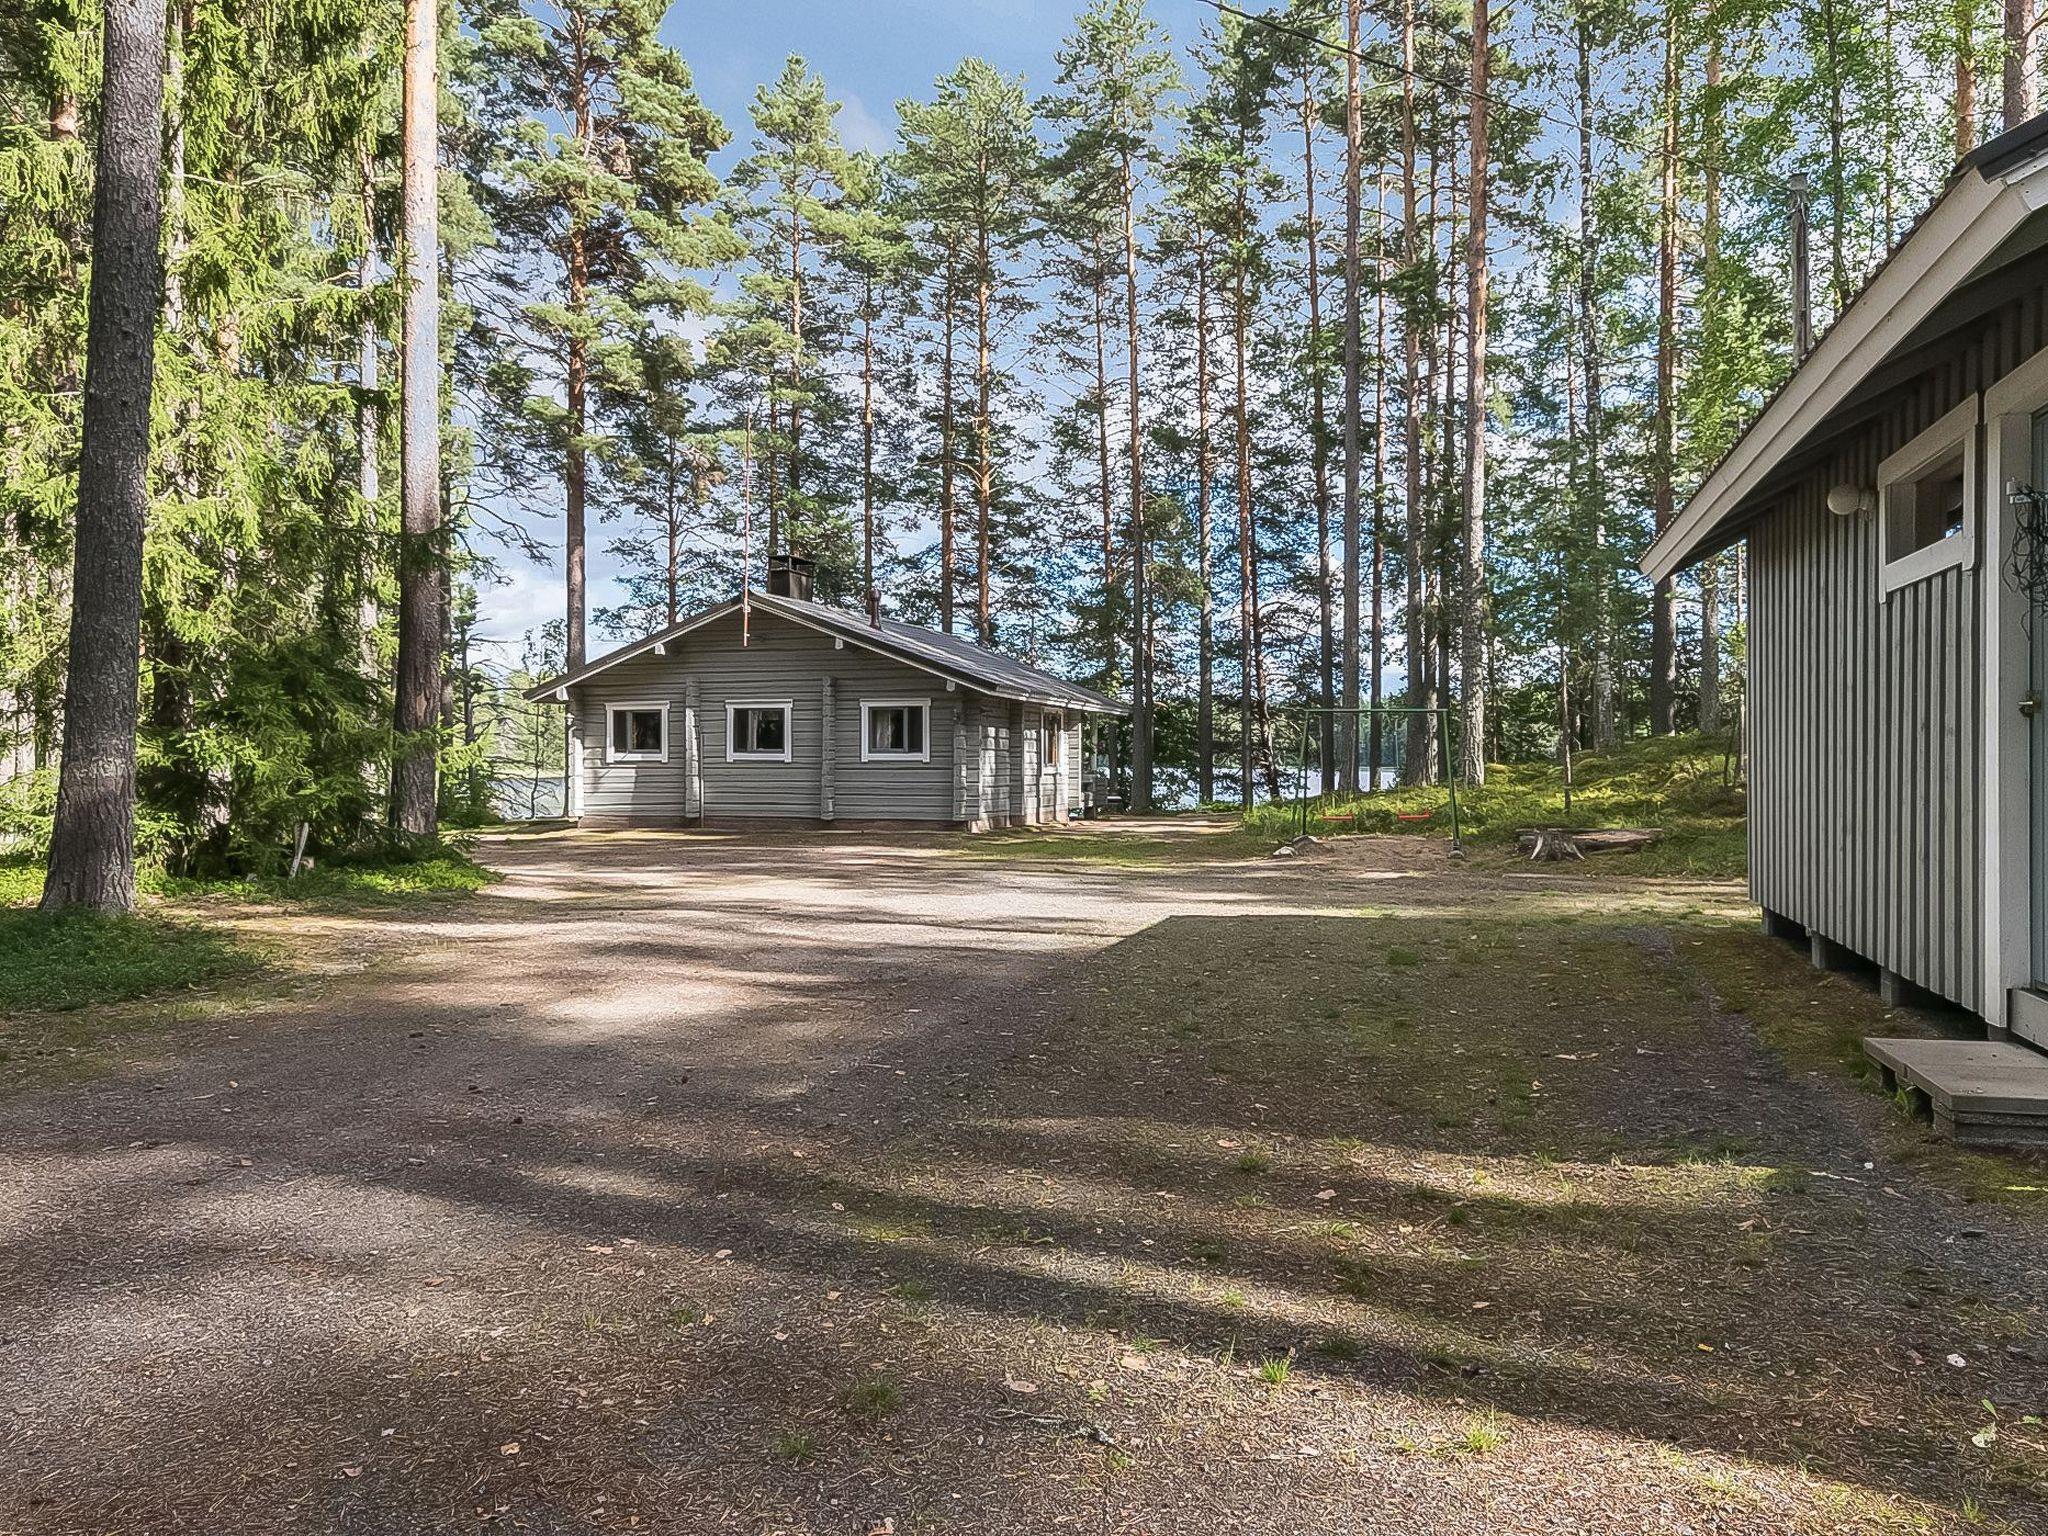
1;843;2041;1534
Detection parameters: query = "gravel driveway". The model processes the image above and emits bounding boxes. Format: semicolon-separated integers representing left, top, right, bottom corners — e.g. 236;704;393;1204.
2;830;2043;1533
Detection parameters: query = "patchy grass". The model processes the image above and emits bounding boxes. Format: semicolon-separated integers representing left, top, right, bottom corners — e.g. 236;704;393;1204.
838;1374;904;1422
1679;918;2048;1207
157;846;497;908
0;843;495;1017
1248;732;1749;878
0;908;257;1015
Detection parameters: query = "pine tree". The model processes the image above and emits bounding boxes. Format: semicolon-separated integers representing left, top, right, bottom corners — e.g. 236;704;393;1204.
470;0;729;669
727;56;864;577
1043;0;1179;808
896;59;1039;646
40;0;165;911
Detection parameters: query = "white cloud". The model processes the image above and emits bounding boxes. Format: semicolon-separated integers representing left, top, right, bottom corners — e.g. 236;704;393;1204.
837;92;894;156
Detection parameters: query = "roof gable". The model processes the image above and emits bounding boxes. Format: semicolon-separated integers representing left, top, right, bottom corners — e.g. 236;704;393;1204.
523;591;1128;715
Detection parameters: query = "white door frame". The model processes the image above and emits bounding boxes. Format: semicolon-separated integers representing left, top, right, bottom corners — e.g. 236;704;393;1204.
1981;351;2048;1038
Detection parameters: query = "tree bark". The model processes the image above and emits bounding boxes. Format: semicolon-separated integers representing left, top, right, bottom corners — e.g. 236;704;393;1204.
41;0;166;914
1302;64;1335;793
1459;0;1489;785
1399;0;1434;785
939;252;957;634
563;30;590;671
1700;38;1724;736
862;278;876;611
1093;255;1115;675
1369;172;1387;790
1195;232;1216;806
2008;0;2037;127
1649;0;1680;735
1123;147;1152;813
975;152;994;647
389;0;442;838
1339;0;1364;795
1576;15;1615;749
1235;228;1256;809
1958;10;1978;159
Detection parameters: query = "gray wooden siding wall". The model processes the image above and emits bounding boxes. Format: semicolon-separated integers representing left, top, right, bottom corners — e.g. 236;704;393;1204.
572;611;966;823
1744;286;2047;1016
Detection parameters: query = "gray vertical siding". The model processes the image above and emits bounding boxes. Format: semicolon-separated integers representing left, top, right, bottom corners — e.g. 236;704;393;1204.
572;609;966;823
1748;375;1987;1015
565;605;1116;829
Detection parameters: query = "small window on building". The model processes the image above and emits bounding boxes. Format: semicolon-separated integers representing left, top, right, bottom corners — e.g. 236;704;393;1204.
861;699;929;763
605;702;667;763
1042;713;1062;767
728;701;791;762
1876;395;1978;595
1885;451;1967;557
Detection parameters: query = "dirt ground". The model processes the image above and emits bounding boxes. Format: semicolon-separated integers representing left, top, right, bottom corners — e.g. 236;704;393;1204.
3;827;2046;1534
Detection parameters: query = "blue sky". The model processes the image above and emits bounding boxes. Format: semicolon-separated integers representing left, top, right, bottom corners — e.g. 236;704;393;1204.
471;0;1222;664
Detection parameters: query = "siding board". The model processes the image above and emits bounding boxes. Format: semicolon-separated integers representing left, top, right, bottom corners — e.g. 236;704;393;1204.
569;608;980;823
1748;374;1987;1015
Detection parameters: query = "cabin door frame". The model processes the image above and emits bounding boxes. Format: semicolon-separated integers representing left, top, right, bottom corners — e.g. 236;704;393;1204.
1982;352;2048;1044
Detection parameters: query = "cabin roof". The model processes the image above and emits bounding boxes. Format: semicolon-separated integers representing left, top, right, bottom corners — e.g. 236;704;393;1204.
1642;111;2048;582
523;589;1130;716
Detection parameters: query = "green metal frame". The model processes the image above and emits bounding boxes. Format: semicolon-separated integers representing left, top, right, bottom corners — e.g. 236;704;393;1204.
1287;705;1463;854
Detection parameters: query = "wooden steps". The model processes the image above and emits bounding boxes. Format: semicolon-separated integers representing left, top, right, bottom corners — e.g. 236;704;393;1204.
1865;1036;2048;1148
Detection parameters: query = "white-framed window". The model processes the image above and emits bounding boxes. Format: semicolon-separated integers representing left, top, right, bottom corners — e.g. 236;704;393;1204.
604;701;668;764
1879;395;1978;596
725;699;792;763
1042;712;1062;768
860;698;930;763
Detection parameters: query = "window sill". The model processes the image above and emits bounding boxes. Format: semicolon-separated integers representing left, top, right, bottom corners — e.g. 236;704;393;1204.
605;753;668;765
1879;535;1973;597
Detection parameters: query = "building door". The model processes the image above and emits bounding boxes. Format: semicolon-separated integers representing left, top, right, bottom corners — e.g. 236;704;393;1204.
2031;409;2048;987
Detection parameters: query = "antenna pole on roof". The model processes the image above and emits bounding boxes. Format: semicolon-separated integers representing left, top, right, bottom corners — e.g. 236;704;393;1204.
740;408;754;648
1789;171;1813;362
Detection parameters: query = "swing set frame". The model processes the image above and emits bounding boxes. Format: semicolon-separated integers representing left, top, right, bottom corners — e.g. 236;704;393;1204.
1287;705;1465;854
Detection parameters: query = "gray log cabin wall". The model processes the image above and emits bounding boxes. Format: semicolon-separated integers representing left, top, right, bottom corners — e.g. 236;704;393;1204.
566;608;1084;828
1740;274;2048;1016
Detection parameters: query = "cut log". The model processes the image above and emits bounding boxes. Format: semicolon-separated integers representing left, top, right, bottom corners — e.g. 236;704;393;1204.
1516;826;1663;860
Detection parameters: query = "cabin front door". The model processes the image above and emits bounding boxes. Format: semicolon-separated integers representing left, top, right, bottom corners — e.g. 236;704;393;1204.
2029;408;2048;990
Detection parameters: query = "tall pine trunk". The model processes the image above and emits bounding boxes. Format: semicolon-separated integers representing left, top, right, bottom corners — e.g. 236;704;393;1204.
1459;0;1489;785
563;32;590;670
41;0;166;913
1234;233;1256;809
1577;13;1615;749
862;279;876;609
1398;0;1434;785
1369;172;1388;788
1123;148;1152;812
1093;261;1114;677
1699;39;1724;736
1957;6;1978;158
1339;0;1364;795
2008;0;2037;126
1195;233;1216;805
1302;65;1335;791
975;158;994;647
1649;0;1680;735
939;253;957;633
390;0;442;837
